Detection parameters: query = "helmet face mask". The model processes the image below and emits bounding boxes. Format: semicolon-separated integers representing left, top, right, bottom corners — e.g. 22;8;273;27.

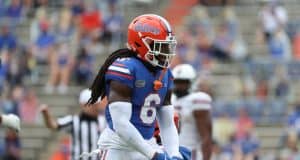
144;36;177;68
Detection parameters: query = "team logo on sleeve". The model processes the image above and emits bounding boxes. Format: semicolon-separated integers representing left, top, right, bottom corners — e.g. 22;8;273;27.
135;80;146;88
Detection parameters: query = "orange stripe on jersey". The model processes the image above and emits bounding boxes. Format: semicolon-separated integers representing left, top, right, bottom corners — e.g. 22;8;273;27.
192;99;211;104
112;62;126;67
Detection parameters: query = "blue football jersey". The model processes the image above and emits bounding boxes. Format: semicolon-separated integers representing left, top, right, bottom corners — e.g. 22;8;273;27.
104;57;173;139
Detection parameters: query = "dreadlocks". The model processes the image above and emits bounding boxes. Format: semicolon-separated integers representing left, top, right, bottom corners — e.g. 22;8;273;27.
87;48;137;105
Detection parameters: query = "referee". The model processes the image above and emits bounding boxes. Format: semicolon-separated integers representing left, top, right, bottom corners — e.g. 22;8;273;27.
40;88;106;160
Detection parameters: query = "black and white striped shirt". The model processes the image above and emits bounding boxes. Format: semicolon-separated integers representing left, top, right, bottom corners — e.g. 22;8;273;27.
57;113;106;160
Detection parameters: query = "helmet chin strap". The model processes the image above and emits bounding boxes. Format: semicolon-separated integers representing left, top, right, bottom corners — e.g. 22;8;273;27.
153;68;167;91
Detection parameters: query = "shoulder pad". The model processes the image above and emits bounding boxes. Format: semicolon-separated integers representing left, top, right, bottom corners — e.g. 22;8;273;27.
188;92;212;102
187;92;212;110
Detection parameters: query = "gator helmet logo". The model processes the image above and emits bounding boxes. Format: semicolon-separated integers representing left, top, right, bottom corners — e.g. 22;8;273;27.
134;22;160;35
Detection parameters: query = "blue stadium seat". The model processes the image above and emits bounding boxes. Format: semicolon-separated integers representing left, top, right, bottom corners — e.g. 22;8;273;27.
263;99;287;124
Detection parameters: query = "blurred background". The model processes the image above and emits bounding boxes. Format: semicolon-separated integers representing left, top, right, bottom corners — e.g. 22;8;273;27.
0;0;300;159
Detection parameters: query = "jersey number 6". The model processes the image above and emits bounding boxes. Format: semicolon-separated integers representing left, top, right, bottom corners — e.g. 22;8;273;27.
140;94;161;125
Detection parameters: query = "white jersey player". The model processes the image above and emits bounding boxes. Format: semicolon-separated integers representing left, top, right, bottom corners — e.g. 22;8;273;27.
172;64;212;160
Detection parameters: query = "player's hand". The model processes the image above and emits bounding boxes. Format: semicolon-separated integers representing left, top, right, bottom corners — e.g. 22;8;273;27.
151;152;172;160
39;104;49;114
2;114;20;132
178;146;191;160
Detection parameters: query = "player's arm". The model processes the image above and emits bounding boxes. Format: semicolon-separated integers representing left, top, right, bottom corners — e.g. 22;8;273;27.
156;90;182;158
0;114;20;132
40;104;59;130
193;107;212;160
108;80;161;159
40;104;73;131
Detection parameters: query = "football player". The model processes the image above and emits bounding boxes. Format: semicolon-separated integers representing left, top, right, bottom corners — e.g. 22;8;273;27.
87;14;190;160
172;64;212;160
0;114;20;132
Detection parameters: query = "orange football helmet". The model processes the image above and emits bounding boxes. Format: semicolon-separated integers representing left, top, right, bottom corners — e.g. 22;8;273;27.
127;14;177;68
